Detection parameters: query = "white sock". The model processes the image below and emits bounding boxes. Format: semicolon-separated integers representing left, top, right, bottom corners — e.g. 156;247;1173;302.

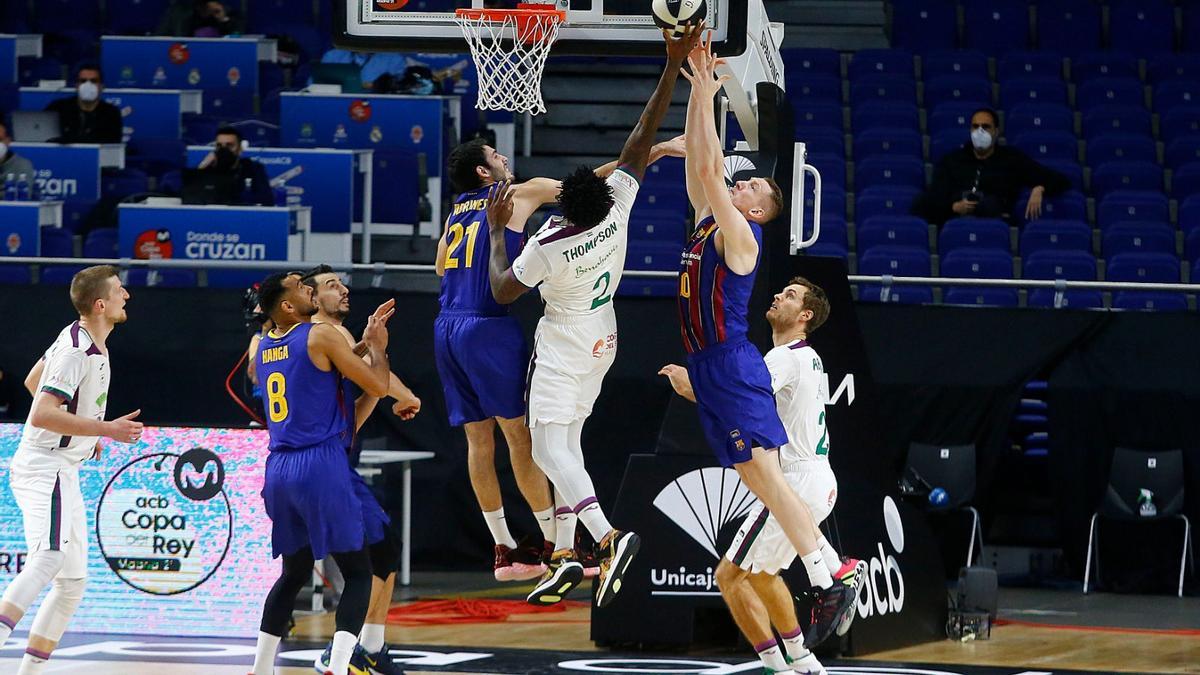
17;650;48;675
553;506;578;551
755;639;789;671
0;619;14;645
817;535;842;575
252;631;281;675
530;421;610;541
329;630;358;674
359;622;385;653
533;506;557;544
482;508;517;548
576;498;613;542
801;550;833;589
780;626;811;661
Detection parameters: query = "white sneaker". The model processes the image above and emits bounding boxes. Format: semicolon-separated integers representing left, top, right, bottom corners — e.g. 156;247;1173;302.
791;652;826;675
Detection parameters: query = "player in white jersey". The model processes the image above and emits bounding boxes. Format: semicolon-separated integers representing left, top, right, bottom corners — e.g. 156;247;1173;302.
661;277;865;674
0;265;142;674
484;23;703;608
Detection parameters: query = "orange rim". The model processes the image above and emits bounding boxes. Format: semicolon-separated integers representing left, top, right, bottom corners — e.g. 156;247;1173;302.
454;7;566;22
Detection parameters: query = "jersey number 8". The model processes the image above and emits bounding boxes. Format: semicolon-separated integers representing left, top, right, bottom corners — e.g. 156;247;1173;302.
266;372;289;423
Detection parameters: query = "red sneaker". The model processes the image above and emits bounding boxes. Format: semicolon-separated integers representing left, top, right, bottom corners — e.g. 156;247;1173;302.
494;543;547;582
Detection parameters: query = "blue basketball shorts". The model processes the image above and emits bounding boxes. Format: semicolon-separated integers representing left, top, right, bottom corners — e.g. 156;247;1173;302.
262;437;365;559
349;465;390;546
686;339;790;467
433;312;528;426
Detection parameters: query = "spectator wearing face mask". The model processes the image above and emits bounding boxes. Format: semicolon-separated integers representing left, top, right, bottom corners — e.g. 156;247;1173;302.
197;126;274;206
912;108;1070;226
0;121;37;188
44;64;123;144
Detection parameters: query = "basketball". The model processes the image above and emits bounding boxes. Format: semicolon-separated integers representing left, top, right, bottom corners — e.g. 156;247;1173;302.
651;0;707;35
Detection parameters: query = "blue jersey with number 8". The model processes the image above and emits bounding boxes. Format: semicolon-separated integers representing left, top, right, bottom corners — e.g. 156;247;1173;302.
258;322;349;451
439;184;526;315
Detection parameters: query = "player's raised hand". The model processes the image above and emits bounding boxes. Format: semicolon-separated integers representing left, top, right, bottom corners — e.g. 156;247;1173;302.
655;134;687;158
104;409;143;444
681;33;729;99
363;302;394;353
371;297;397;326
486;180;516;231
663;20;705;65
392;393;421;421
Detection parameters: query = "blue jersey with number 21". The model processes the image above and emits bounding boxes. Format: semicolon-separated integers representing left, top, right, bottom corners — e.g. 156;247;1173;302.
258;322;348;451
439;184;525;316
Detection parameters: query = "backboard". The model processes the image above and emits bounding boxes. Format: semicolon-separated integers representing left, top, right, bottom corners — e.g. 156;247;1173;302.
333;0;747;57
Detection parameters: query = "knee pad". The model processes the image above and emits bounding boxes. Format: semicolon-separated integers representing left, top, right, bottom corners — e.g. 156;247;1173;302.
368;531;400;581
0;550;66;611
28;577;85;643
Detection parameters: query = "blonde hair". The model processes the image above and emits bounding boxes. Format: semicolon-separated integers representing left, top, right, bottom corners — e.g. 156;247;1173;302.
70;265;119;315
788;276;830;333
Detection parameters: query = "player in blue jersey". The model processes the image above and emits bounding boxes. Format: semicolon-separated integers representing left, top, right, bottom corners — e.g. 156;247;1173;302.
249;272;393;675
677;38;855;648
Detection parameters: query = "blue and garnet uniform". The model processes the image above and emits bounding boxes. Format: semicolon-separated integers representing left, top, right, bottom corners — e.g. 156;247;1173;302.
434;183;529;425
677;215;789;467
258;322;364;559
338;376;391;548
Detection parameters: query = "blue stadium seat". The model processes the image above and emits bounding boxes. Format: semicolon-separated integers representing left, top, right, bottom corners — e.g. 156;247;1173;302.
1070;51;1139;83
923;50;989;81
33;0;99;31
1186;228;1200;262
1028;289;1104;308
62;201;95;233
1030;218;1088;264
1041;160;1085;193
857;215;929;255
854;157;926;192
1016;189;1087;224
44;30;99;66
634;188;688;213
1082;105;1152;139
780;48;842;78
1091;161;1163;199
41;227;73;258
858;245;932;275
1147;55;1200;85
923;75;993;111
890;0;957;54
0;83;18;119
82;228;118;259
626;242;684;271
1078;78;1146;111
850;76;917;106
0;266;33;285
102;169;151;201
127;138;185;176
1113;292;1189;311
19;56;65;86
183;115;221;145
1004;103;1075;137
806;242;851;260
852;102;920;133
106;0;171;34
644;157;684;184
849;49;915;80
803;217;849;253
1097;190;1170;231
1035;0;1102;55
1182;195;1200;237
962;0;1030;55
1102;222;1176;258
232;119;281;148
1000;78;1068;108
1161;106;1200;144
944;287;1020;306
930;129;968;162
1165;135;1200;169
939;217;1010;255
928;101;988;136
205;87;255;117
0;0;31;33
1108;0;1175;57
1185;4;1200;53
1011;131;1079;163
371;149;419;226
158;169;182;196
998;51;1063;82
1087;134;1156;166
798;127;846;158
124;269;198;288
858;283;935;304
788;74;843;103
1154;80;1200;114
247;0;315;33
803;183;848;220
794;102;845;131
809;153;847;191
628;211;687;243
941;249;1019;306
39;266;85;285
1023;246;1098;279
1106;252;1181;283
855;187;920;222
1172;162;1200;200
852;128;923;162
259;62;286;97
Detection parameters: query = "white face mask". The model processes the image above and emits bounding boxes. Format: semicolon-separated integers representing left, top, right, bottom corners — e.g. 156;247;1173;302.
971;127;994;151
78;81;100;102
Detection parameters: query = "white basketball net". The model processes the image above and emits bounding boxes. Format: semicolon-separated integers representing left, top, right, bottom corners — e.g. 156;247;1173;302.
455;10;564;115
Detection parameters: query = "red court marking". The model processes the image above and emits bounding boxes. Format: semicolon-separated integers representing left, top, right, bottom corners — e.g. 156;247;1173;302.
994;618;1200;636
386;598;588;625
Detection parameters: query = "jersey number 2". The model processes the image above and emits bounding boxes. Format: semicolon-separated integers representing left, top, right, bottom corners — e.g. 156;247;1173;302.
815;411;829;456
590;272;612;310
266;372;289;423
443;221;480;269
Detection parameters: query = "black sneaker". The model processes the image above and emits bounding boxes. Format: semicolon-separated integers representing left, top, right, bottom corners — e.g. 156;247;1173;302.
363;643;406;674
526;549;585;606
595;529;640;608
575;528;600;578
804;583;855;649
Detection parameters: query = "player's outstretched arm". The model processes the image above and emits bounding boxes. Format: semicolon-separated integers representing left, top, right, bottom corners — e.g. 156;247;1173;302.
594;134;686;178
486;181;535;304
615;23;704;179
30;395;142;443
658;364;696;403
435;217;450;277
683;79;711;217
310;304;392;397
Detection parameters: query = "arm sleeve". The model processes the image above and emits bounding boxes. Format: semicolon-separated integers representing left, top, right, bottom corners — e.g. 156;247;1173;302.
504;227;525;263
763;348;793;396
607;167;641;219
511;238;556;288
40;349;86;402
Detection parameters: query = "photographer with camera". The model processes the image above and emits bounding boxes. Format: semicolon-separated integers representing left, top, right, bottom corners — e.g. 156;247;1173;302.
197;126;275;206
913;108;1070;226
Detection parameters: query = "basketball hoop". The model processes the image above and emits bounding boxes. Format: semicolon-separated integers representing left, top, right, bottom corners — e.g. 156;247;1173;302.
455;4;566;114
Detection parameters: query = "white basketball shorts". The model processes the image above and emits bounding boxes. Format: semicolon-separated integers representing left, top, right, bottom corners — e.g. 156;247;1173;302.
525;308;618;427
9;463;88;577
725;461;838;575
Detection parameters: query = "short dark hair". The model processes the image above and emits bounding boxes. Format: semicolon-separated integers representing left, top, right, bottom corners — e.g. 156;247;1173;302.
762;177;784;222
557;166;613;230
76;63;103;82
972;107;999;128
448;138;489;193
300;264;335;291
216;126;242;142
788;276;830;333
70;265;119;315
257;272;292;317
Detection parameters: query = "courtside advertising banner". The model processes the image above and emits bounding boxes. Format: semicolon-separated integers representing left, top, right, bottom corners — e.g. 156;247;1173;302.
10;143;102;202
0;35;17;84
185;147;356;233
0;203;42;257
0;424;275;637
102;36;260;93
19;88;184;142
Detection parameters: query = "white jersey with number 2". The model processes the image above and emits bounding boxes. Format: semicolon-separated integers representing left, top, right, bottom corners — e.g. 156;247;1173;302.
764;339;831;465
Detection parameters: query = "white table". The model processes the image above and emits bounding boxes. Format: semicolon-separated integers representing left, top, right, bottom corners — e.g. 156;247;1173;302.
357;450;435;586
